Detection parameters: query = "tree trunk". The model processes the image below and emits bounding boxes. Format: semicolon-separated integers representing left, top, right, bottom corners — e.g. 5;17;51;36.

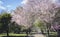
6;24;9;37
57;29;60;37
47;29;49;37
7;30;9;37
46;23;50;37
26;30;28;37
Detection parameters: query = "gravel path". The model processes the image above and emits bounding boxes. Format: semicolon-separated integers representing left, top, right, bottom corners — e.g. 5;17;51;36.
33;34;46;37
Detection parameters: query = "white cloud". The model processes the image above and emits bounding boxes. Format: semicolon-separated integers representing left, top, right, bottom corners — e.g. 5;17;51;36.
0;1;6;10
0;1;3;5
0;6;6;10
21;0;27;4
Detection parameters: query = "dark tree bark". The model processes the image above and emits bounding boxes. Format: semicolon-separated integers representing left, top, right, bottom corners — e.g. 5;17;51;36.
57;29;60;37
26;30;28;37
6;24;9;37
7;30;9;37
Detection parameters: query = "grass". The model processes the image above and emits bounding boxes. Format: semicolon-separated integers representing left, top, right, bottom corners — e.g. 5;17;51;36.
0;33;7;36
44;32;57;34
0;32;57;37
0;33;27;37
9;33;27;36
43;32;57;37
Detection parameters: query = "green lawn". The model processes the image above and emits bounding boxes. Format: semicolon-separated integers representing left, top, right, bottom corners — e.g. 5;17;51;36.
9;33;27;36
0;32;57;37
0;33;27;36
0;33;7;36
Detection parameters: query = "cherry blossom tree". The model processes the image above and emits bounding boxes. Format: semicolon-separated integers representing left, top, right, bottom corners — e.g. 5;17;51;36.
11;0;60;36
11;0;59;30
12;0;57;27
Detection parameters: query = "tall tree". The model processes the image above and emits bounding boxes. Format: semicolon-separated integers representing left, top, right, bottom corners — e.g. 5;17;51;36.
12;0;59;27
0;13;11;36
52;8;60;37
12;0;60;37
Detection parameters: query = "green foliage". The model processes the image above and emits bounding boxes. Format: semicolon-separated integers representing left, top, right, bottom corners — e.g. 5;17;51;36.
0;13;11;33
33;20;47;33
0;13;11;23
9;22;22;33
34;20;44;29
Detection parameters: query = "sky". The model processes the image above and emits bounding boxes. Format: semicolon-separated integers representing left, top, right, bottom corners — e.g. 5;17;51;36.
0;0;60;13
0;0;23;12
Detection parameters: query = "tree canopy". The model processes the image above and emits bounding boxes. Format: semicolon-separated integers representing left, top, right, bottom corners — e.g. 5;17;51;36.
0;13;11;33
